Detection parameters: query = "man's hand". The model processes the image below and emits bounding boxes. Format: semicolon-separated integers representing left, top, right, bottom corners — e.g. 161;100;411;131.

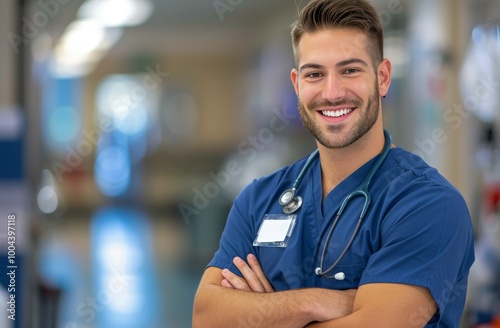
221;254;274;293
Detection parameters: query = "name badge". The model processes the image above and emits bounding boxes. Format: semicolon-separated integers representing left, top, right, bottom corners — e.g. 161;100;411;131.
253;214;297;247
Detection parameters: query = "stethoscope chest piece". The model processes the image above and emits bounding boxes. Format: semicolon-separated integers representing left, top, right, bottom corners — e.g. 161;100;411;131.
279;188;303;214
283;196;302;214
279;189;295;206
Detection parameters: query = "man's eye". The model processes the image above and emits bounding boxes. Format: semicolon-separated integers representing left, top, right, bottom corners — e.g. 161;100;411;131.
344;68;359;74
305;72;322;78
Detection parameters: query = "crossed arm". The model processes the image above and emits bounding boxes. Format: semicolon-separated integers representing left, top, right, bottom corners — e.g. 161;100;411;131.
192;254;437;328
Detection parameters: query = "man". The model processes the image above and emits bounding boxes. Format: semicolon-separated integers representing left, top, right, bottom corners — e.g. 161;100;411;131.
193;0;475;327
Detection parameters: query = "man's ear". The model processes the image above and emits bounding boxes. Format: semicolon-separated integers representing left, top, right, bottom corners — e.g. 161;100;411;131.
377;58;392;98
291;68;299;95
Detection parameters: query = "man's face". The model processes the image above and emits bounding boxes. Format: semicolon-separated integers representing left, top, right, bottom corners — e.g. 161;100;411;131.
291;28;390;149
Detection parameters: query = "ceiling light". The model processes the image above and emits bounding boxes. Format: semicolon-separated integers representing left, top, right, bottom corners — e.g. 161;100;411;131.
77;0;153;27
51;20;122;78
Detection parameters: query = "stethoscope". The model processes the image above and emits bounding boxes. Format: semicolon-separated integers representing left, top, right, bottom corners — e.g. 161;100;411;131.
279;129;392;280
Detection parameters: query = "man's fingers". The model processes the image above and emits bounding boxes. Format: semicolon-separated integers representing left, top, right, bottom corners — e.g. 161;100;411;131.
233;257;266;292
222;255;274;293
247;254;274;292
221;268;251;291
221;279;234;289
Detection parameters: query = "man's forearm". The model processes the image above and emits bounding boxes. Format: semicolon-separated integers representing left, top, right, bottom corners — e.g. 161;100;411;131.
193;284;354;328
193;284;308;328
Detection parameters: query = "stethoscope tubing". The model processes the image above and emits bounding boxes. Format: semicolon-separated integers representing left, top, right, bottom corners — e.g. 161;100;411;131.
316;214;363;278
316;129;392;278
280;129;392;279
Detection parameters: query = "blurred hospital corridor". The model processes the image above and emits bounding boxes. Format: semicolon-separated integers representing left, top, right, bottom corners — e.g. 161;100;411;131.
0;0;500;327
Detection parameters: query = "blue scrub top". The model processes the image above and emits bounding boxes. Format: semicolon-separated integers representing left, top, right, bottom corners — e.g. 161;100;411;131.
208;147;475;327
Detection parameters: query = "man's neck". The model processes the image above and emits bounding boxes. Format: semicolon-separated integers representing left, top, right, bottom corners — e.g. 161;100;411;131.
318;128;386;199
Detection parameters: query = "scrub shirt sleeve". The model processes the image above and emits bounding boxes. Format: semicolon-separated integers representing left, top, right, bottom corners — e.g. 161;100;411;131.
207;181;258;277
359;185;475;321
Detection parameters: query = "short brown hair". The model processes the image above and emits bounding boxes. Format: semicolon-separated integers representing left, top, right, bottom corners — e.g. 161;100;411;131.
291;0;383;67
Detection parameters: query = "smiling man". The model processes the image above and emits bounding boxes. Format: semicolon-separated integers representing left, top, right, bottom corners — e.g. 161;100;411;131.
192;1;475;327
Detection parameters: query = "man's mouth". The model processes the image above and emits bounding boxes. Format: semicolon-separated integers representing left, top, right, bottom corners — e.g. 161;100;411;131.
320;108;354;117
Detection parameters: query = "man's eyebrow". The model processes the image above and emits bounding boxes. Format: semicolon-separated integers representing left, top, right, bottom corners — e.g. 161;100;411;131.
298;63;325;72
299;58;369;72
336;58;368;68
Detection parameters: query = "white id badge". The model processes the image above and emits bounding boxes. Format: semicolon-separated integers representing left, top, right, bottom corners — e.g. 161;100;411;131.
253;214;297;247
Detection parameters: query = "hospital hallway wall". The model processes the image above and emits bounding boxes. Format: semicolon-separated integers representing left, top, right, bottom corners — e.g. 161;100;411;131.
0;0;499;327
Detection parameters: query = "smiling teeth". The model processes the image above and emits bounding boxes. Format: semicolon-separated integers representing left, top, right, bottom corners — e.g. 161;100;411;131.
322;108;353;117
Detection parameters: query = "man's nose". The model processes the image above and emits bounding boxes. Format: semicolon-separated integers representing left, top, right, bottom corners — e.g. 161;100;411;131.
321;74;347;100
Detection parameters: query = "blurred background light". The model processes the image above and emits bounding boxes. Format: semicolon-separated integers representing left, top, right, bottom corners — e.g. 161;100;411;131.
96;74;154;137
96;75;136;120
51;20;122;78
41;78;83;153
37;169;61;215
94;145;131;197
47;106;80;144
58;20;105;54
77;0;154;27
114;104;148;137
37;186;58;214
91;207;159;328
98;241;142;314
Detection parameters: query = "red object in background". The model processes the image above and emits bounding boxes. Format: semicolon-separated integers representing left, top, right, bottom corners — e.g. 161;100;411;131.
483;183;500;216
484;317;500;328
475;318;500;328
